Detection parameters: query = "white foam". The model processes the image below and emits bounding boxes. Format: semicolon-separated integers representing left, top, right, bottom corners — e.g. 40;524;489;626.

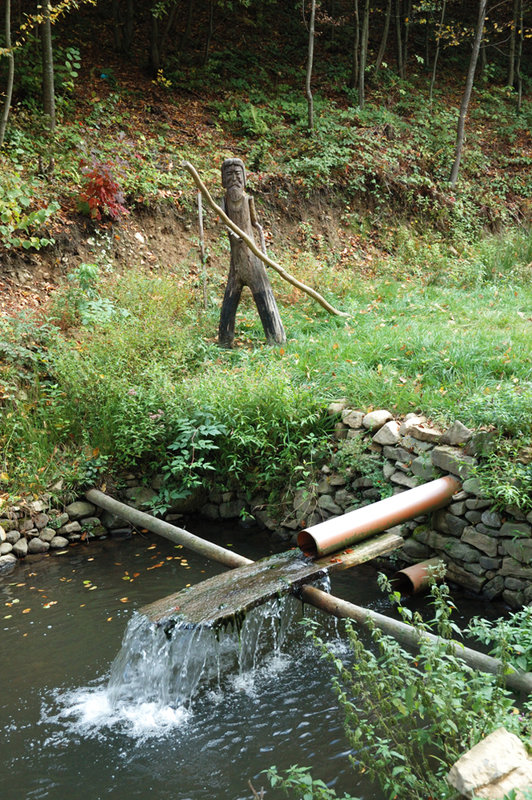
43;684;191;742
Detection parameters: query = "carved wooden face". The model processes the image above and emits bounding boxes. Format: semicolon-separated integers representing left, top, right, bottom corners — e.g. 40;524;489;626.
222;163;245;202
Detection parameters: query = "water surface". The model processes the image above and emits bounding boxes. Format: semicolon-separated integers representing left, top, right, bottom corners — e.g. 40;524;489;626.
0;521;504;800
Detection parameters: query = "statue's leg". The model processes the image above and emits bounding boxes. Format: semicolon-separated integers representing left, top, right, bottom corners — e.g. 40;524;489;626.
249;265;286;345
218;269;243;348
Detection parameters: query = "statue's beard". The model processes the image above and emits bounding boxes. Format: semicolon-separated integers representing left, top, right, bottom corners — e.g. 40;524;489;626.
226;185;243;203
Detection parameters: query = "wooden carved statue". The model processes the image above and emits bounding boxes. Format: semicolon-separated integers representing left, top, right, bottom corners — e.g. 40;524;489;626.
218;158;286;347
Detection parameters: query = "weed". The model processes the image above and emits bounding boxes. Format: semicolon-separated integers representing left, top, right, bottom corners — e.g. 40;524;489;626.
267;578;532;800
0;169;59;250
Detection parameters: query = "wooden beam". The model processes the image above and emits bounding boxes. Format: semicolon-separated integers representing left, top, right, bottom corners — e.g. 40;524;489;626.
141;531;403;629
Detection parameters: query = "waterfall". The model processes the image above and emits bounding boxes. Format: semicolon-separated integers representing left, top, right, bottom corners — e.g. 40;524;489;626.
107;593;301;711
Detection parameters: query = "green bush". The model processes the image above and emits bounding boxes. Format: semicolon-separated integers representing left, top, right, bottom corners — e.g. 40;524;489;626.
267;579;532;800
0;170;59;250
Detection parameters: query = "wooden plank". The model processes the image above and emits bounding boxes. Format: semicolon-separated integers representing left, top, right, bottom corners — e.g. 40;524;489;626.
141;531;402;630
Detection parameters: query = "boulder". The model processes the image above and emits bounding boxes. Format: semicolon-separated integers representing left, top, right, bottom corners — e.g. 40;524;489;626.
398;414;426;435
6;529;21;545
341;409;365;428
327;399;349;415
441;420;473;445
317;494;342;515
0;553;17;572
50;536;69;549
12;538;28;558
372;420;401;446
409;424;443;444
431;445;477;479
447;728;532;800
27;538;50;554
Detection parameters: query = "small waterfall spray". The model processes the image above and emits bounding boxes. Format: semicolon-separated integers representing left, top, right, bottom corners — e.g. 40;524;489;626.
44;578;334;739
107;593;301;713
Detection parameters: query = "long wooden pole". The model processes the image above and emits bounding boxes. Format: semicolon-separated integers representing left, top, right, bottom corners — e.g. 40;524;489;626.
85;488;532;696
85;488;252;570
181;161;349;318
299;584;532;696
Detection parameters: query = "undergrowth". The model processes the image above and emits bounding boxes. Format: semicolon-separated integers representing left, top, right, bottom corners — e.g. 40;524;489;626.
1;223;530;511
265;577;532;800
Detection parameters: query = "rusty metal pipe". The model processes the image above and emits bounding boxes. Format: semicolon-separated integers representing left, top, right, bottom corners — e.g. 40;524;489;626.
298;476;461;558
391;557;445;595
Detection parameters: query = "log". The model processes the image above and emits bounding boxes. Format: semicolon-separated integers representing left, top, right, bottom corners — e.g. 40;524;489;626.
299;584;532;697
85;488;252;570
142;531;403;628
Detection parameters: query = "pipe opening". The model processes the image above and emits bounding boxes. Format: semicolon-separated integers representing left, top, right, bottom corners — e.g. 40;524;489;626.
391;558;445;596
297;530;318;558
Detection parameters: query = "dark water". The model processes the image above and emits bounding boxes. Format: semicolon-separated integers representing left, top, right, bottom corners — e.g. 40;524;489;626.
0;521;504;800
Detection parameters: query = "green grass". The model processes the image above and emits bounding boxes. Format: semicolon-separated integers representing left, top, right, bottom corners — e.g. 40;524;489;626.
1;227;531;507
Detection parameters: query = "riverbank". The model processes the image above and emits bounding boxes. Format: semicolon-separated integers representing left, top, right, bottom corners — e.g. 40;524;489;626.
2;404;530;608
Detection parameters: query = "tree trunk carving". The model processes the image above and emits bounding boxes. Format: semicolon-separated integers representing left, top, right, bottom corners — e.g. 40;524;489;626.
219;159;286;348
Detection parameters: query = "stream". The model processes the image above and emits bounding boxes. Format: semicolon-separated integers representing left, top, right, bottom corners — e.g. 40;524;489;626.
0;520;505;800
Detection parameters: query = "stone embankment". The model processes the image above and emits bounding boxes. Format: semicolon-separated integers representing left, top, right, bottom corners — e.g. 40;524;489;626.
1;404;530;607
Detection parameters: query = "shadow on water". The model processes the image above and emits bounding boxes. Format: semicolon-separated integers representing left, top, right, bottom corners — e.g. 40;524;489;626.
0;519;508;800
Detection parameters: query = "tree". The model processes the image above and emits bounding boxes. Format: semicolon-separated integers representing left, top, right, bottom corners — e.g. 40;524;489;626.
449;0;487;188
358;0;369;108
429;0;447;103
41;1;56;131
0;0;15;147
374;0;392;78
305;0;317;131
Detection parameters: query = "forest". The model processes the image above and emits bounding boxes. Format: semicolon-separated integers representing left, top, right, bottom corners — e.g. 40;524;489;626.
0;4;532;800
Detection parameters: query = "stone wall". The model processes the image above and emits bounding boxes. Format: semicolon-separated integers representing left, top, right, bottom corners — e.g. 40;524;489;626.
1;404;530;608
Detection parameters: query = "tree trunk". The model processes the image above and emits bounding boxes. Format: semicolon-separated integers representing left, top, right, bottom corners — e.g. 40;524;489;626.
123;0;134;55
429;0;446;103
306;0;316;132
202;0;214;66
180;0;195;50
150;12;160;72
41;1;55;131
449;0;487;188
402;0;412;77
507;0;518;87
112;0;121;50
374;0;391;77
358;0;370;108
395;0;404;78
516;0;523;111
0;0;15;147
350;0;360;90
160;1;180;64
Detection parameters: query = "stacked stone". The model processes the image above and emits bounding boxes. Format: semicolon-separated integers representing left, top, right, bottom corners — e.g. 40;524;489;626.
1;408;530;608
0;498;113;573
320;403;531;609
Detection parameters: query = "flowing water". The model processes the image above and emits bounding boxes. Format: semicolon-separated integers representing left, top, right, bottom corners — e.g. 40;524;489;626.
0;521;504;800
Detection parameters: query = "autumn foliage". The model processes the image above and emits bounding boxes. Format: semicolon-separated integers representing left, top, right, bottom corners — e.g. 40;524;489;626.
77;159;129;221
